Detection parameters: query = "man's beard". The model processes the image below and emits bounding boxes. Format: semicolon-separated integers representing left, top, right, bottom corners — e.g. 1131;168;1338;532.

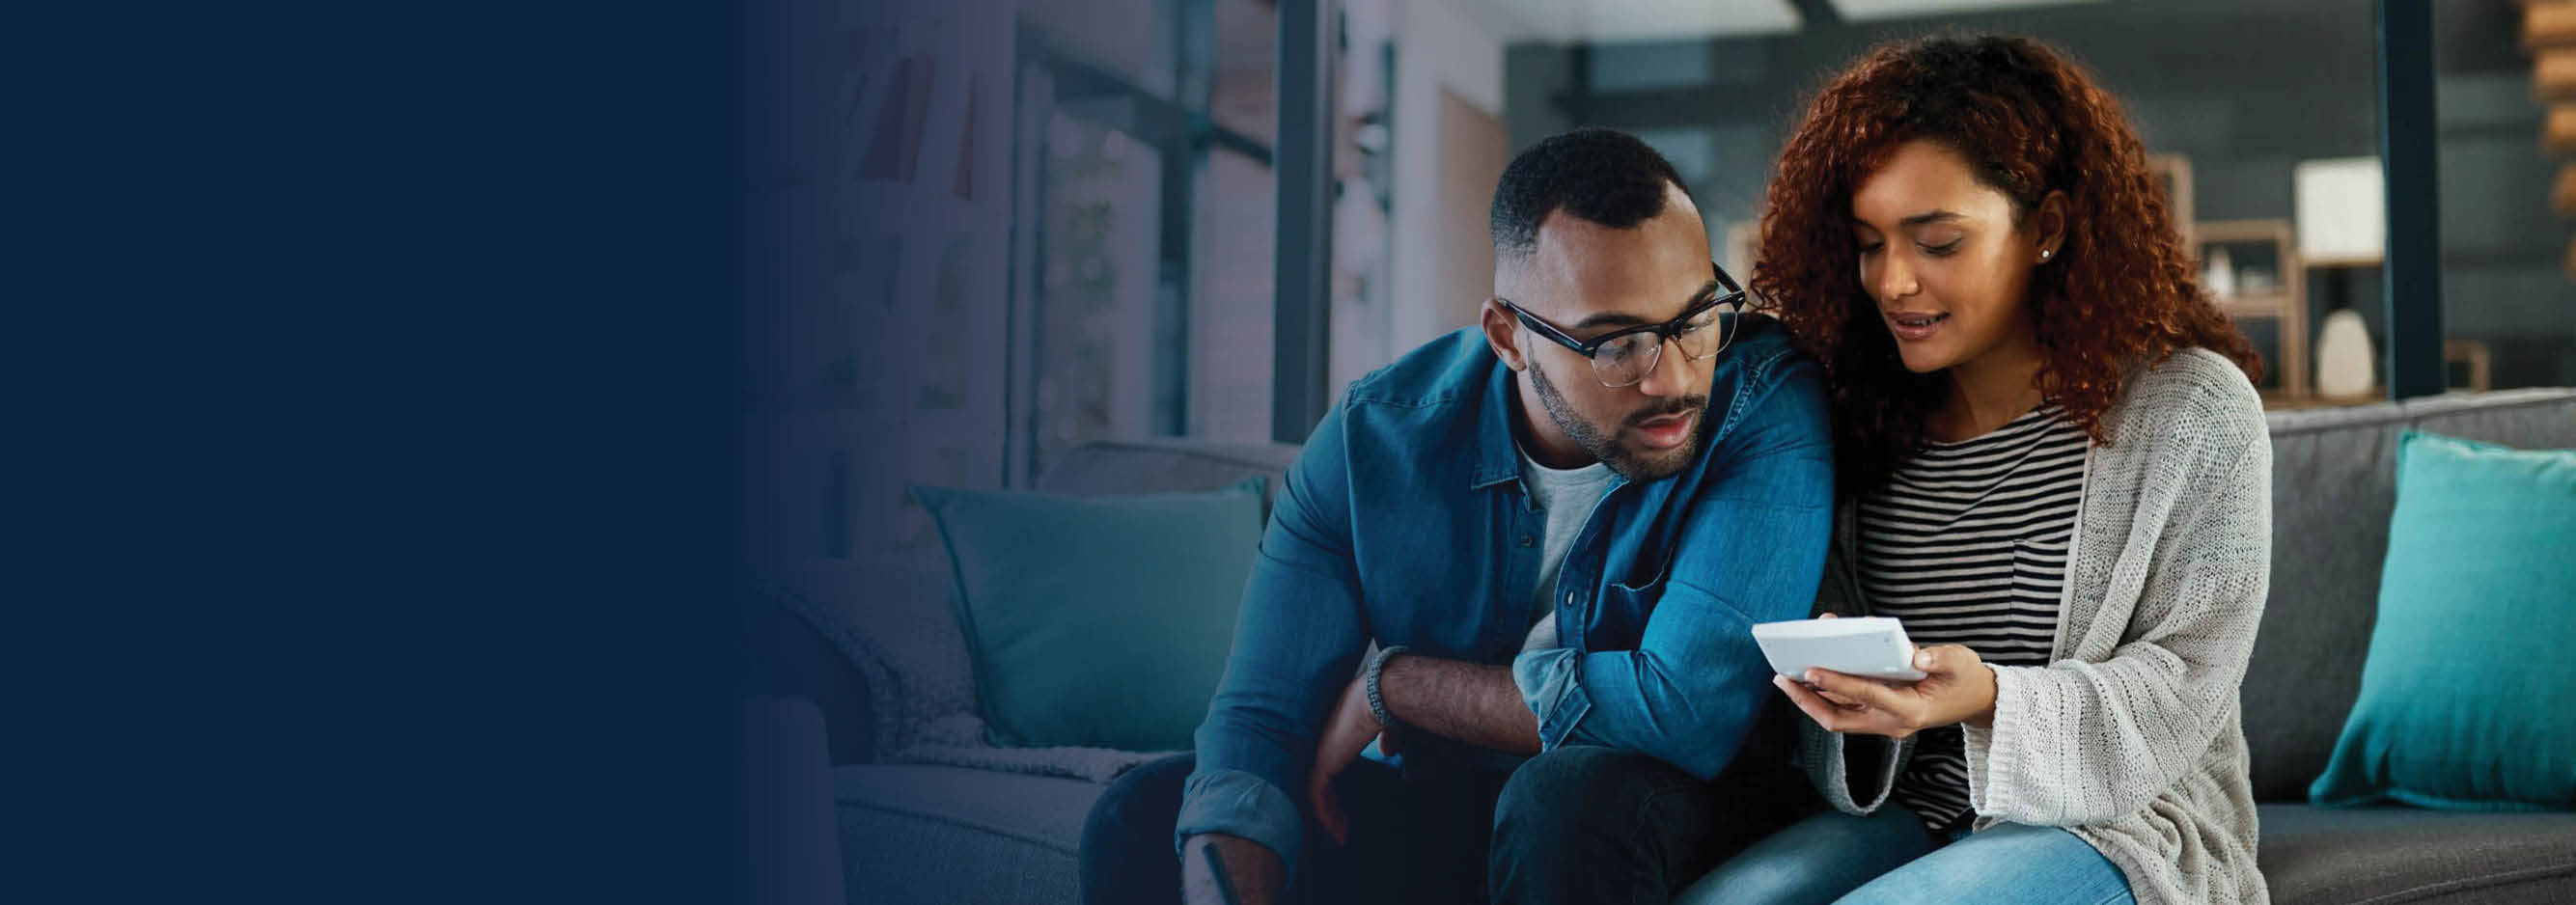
1529;362;1708;480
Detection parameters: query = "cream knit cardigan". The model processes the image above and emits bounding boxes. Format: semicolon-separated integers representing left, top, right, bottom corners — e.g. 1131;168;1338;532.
1802;347;2273;905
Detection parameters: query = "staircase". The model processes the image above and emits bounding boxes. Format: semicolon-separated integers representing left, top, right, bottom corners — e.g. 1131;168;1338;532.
2534;0;2576;277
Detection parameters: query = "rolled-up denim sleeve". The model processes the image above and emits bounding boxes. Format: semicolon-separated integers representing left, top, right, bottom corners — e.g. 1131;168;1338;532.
1510;363;1834;779
1173;769;1305;869
1175;402;1370;875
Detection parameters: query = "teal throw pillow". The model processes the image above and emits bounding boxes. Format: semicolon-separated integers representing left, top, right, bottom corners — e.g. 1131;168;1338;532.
912;478;1263;752
2311;430;2576;810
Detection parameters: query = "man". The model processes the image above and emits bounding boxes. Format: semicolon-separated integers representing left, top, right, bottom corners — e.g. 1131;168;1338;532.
1080;127;1834;905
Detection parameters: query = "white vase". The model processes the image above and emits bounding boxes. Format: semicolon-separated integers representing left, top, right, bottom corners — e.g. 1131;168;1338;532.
2315;309;2376;398
2203;246;2236;298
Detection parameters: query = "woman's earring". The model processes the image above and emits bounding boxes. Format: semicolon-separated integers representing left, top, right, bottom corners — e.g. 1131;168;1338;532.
2039;249;2054;261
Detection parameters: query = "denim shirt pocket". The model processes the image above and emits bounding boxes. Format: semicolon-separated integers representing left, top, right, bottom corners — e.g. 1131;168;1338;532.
1610;540;1677;593
1586;548;1676;651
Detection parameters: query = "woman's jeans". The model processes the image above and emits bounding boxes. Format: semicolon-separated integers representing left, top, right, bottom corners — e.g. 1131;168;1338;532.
1677;803;2135;905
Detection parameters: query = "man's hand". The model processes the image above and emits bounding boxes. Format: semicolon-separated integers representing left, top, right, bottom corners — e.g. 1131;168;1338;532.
1772;644;2000;738
1301;650;1539;847
1303;673;1383;845
1181;834;1283;905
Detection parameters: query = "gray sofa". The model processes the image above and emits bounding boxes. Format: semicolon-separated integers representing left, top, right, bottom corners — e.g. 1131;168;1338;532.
757;390;2576;905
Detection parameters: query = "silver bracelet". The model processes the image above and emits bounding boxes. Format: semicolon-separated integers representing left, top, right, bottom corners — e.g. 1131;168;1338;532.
1363;644;1407;729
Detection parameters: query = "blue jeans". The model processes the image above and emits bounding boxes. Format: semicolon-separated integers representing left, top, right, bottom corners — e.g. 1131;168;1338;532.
1678;805;2134;905
1083;746;1814;905
1082;751;1505;905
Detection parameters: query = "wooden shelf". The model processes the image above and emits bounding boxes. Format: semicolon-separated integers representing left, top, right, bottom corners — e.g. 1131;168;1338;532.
2447;340;2494;394
2193;218;2309;398
2544;48;2576;100
2260;343;2494;404
2216;292;2297;315
2532;1;2576;50
2148;153;2195;249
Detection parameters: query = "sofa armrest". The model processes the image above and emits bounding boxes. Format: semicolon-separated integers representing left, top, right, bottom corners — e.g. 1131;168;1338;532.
741;587;877;764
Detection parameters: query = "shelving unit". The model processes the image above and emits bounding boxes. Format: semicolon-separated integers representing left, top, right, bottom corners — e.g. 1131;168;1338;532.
2196;219;2311;399
2532;1;2575;284
2148;153;2195;251
2446;339;2494;393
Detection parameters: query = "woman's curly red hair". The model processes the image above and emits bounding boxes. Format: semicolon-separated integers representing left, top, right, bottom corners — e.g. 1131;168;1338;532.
1750;34;2258;487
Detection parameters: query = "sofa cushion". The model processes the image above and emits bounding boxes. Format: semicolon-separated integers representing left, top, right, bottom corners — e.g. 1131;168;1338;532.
2309;431;2576;810
913;479;1264;750
759;439;1303;764
2244;389;2576;801
2257;803;2576;905
833;764;1105;905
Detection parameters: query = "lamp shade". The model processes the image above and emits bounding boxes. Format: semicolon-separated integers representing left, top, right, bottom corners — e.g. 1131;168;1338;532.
2294;157;2386;266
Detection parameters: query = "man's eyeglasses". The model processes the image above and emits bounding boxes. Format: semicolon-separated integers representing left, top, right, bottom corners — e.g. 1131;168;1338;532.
1497;261;1748;389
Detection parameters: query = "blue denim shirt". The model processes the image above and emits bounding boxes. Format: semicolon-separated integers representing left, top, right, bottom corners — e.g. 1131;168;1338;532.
1175;317;1834;873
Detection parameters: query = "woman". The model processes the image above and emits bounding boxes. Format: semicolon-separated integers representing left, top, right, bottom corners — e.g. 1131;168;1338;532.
1679;35;2272;905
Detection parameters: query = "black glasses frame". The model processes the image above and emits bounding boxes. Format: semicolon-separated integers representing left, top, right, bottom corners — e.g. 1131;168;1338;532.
1496;261;1748;387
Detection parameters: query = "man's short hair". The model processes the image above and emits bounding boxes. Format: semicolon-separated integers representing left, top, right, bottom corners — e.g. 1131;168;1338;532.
1488;127;1696;265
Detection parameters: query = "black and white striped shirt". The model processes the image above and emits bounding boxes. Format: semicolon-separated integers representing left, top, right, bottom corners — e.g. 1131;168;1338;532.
1857;404;2089;832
